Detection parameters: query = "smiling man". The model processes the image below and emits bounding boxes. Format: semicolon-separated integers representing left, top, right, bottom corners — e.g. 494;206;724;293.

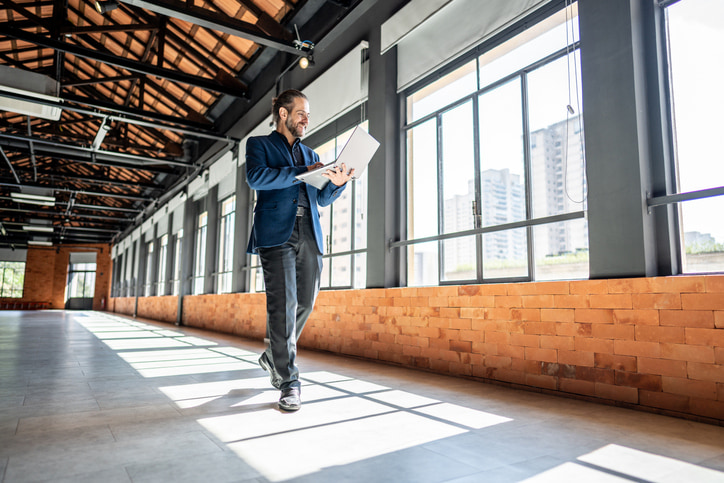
245;89;354;411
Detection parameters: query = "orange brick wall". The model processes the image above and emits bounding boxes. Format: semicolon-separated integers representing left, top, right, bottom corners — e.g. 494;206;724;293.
1;245;111;310
112;275;724;423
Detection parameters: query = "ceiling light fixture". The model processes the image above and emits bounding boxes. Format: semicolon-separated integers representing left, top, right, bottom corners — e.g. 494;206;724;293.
22;225;54;233
11;192;56;206
94;0;119;14
299;55;315;69
28;240;53;247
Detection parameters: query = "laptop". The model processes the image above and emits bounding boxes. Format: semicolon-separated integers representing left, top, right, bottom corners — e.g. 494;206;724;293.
295;126;380;189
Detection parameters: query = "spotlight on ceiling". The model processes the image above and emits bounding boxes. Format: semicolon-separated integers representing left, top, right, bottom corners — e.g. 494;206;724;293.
299;55;315;70
95;0;119;14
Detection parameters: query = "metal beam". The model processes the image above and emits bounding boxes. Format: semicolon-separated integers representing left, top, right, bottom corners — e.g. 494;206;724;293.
0;24;248;98
119;0;303;55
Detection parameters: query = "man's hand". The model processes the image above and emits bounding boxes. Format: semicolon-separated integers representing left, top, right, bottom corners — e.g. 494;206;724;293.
307;162;324;171
322;163;355;186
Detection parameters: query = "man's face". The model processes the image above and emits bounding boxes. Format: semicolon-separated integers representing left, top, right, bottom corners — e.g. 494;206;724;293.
283;97;310;139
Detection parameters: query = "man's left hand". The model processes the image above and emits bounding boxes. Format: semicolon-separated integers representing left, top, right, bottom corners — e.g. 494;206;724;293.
322;163;355;187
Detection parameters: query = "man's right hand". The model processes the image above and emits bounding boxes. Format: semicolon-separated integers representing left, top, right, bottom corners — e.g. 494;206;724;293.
307;162;324;171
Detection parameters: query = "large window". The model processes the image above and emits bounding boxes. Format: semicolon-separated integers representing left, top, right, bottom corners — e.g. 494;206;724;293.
664;0;724;273
157;234;168;296
405;4;587;285
0;261;25;298
217;195;235;293
144;240;154;297
67;262;96;299
172;229;183;296
193;212;207;295
314;122;369;289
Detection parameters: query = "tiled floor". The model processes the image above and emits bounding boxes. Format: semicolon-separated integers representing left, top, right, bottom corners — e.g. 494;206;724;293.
1;310;723;483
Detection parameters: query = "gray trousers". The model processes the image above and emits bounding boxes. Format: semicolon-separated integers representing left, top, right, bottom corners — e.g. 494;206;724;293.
257;211;322;390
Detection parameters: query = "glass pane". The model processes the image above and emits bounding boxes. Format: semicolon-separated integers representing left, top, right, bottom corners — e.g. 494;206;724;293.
441;100;475;234
353;253;366;289
407;120;439;239
249;255;264;294
315;138;336;165
442;235;476;282
320;257;331;289
407;60;477;122
332;186;352;253
331;255;351;287
318;204;331;252
354;172;368;250
479;77;526;226
84;272;96;297
408;241;439;287
680;197;724;273
483;228;528;279
479;5;578;88
534;218;589;281
528;54;587;218
667;0;724;193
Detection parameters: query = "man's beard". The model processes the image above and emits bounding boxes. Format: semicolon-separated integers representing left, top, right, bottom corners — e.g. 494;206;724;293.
285;117;305;138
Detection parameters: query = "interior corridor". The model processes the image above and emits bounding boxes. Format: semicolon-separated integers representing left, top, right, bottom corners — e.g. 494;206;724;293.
1;310;723;483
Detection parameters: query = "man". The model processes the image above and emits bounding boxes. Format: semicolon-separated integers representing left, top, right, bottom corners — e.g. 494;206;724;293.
246;89;353;411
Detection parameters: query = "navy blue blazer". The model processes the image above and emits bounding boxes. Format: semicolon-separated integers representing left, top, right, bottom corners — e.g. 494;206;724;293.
245;132;347;255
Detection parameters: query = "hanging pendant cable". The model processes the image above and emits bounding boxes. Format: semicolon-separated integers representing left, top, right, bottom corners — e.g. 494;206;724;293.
563;0;588;204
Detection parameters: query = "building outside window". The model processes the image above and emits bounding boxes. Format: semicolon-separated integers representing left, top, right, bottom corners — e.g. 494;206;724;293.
144;240;154;297
67;262;96;299
405;4;587;286
0;261;25;298
157;234;168;296
314;121;369;289
172;229;183;295
217;195;235;293
663;0;724;273
193;212;208;295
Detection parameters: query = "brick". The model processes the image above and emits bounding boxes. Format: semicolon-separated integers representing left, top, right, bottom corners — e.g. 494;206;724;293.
495;368;527;385
614;371;662;391
717;347;724;366
469;295;496;307
660;310;714;328
639;390;690;413
574;309;614;324
590;294;633;309
553;294;590;308
685;328;724;347
558;350;595;367
512;358;540;374
716;311;724;329
472;341;498;355
523;321;556;336
524;347;557;363
526;374;558;390
706;275;724;293
511;308;541;322
595;383;639;403
592;324;635;340
651;276;707;294
662;376;718;400
577;366;615;384
484;308;512;320
510;333;540;348
613;340;661;358
485;355;512;369
637;357;687;378
570;280;608;294
560;378;596;397
540;335;575;351
495;295;522;308
660;343;716;363
541;309;575;323
687;362;724;383
521;295;555;308
497;344;526;359
478;284;508;296
632;293;681;310
458;285;481;296
575;337;614;353
613;309;659;326
485;331;510;345
449;340;472;353
683;293;724;311
506;282;540;295
607;278;652;294
635;326;685;344
689;398;724;421
595;353;637;372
